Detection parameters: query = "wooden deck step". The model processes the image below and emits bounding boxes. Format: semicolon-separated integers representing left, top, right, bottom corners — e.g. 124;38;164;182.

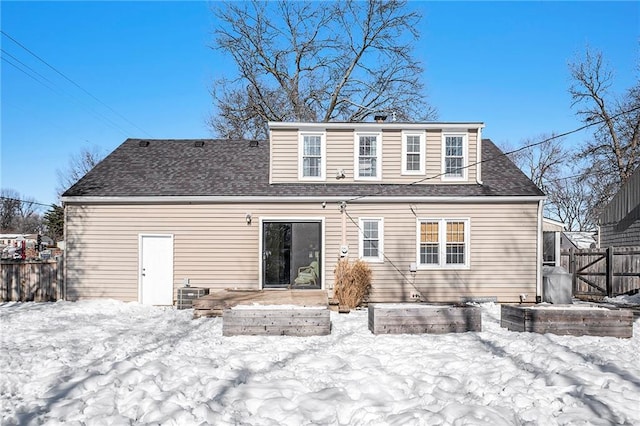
192;289;329;318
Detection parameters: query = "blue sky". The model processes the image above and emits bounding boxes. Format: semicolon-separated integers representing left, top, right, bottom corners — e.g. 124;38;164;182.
1;1;638;209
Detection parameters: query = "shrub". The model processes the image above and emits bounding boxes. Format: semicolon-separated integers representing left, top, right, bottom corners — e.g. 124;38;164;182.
334;259;372;309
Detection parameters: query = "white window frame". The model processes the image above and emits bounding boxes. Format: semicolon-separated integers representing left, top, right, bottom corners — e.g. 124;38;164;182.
298;131;326;180
401;131;425;175
359;217;384;263
354;132;382;180
441;133;468;181
416;218;470;269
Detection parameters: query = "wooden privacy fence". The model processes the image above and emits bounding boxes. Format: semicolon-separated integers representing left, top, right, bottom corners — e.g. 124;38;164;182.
1;258;64;302
560;247;640;298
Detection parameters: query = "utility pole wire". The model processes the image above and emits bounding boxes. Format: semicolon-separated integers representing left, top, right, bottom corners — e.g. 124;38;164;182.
344;210;423;299
414;104;640;186
2;56;131;138
347;104;640;203
1;30;153;138
0;197;53;209
1;48;58;86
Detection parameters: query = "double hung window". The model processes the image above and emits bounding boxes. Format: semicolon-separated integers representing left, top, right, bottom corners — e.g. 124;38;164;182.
299;132;325;180
359;218;383;262
443;134;466;179
418;219;469;268
355;133;381;179
402;132;425;175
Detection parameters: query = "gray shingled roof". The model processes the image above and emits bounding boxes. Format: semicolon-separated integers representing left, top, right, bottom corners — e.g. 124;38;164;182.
62;138;544;199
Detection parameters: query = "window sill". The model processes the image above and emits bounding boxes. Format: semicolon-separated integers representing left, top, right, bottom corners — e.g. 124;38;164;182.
298;176;326;182
361;256;384;263
417;264;470;270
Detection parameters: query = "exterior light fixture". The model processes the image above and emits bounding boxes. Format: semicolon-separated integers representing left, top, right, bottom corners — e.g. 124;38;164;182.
246;213;252;225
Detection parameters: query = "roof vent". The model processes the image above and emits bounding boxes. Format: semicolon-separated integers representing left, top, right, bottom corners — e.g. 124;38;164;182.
374;115;387;123
249;140;259;147
194;141;205;147
139;140;149;147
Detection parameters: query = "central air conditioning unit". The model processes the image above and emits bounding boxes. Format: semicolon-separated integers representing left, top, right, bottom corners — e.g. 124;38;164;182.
177;287;210;310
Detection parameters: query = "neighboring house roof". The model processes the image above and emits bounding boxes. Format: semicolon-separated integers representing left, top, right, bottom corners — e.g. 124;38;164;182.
62;138;544;199
0;234;27;239
543;218;565;232
562;232;597;249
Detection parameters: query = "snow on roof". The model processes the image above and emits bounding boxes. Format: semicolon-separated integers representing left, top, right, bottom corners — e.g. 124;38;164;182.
563;231;597;249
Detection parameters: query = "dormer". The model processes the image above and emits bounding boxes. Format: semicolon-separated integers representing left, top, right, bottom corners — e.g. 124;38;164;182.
268;121;485;185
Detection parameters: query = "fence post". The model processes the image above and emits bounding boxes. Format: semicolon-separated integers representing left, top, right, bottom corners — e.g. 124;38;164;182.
569;248;576;294
606;247;614;297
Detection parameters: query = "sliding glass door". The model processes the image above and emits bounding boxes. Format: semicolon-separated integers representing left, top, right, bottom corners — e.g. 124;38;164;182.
262;221;321;289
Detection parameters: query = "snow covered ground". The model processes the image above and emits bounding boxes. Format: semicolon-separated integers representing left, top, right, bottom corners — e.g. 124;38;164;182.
1;299;639;425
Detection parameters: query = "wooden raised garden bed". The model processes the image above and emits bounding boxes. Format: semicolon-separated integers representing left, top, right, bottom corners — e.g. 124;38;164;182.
222;306;331;336
368;303;482;334
501;304;633;338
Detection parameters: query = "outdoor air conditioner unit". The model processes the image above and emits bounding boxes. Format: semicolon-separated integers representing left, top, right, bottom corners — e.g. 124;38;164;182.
177;287;209;310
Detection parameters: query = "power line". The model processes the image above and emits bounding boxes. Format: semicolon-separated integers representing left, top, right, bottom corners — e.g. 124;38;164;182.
1;48;58;86
0;197;54;209
344;210;423;298
2;55;131;138
338;106;640;279
346;105;640;203
1;30;153;138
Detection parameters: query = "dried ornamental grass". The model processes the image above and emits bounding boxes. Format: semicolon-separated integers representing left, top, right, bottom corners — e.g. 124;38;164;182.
334;259;372;309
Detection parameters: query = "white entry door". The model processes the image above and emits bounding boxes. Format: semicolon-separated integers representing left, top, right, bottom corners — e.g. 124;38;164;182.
139;234;174;305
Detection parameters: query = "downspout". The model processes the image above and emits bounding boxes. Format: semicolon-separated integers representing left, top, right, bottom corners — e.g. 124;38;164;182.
340;201;347;257
476;126;483;184
62;203;67;301
536;199;543;303
268;128;273;185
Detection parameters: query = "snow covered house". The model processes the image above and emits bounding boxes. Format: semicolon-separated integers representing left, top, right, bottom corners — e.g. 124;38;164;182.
61;121;545;305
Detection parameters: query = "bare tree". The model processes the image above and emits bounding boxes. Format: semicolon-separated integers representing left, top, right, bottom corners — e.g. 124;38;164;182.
0;189;21;232
56;146;105;198
15;195;41;233
507;133;568;193
0;189;42;233
546;176;597;231
505;135;595;230
569;48;640;215
209;0;435;139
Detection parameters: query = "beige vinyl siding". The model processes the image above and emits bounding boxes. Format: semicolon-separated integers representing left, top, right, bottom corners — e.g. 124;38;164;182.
269;128;299;182
270;127;479;184
426;129;442;178
65;200;538;304
325;129;356;181
346;202;538;303
381;130;402;180
467;129;478;182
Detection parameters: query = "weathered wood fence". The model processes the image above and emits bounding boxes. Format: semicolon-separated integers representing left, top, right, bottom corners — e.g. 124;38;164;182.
560;247;640;298
1;258;64;302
